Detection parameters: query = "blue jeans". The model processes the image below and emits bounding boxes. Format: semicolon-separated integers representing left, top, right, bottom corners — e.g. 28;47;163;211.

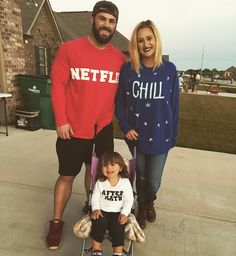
136;149;168;203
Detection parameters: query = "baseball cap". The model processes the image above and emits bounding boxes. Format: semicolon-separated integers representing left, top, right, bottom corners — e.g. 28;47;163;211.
92;1;119;21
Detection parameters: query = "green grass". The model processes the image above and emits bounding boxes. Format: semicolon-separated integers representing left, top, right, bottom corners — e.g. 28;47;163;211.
113;93;236;154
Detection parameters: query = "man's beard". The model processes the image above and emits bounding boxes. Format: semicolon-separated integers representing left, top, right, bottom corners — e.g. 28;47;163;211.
92;22;114;44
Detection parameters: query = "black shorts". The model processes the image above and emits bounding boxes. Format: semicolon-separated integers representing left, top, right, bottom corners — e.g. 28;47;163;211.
56;123;114;176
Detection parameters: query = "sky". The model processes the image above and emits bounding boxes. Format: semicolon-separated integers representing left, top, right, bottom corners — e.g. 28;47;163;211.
49;0;236;71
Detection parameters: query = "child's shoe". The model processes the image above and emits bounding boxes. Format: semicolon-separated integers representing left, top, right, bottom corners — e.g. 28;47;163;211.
91;249;103;256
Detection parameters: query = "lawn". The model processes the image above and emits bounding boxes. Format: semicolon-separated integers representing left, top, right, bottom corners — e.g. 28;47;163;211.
113;93;236;154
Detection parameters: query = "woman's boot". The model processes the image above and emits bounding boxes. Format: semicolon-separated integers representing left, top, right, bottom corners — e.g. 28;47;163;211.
146;201;156;222
136;203;147;229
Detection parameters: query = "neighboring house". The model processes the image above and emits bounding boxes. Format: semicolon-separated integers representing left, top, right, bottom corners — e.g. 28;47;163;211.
225;66;236;81
19;0;62;76
0;0;129;124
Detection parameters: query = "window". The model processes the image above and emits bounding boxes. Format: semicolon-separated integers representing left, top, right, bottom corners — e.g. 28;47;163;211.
35;46;51;76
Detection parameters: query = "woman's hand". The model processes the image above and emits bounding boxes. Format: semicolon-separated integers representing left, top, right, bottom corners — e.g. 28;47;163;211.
125;129;138;141
118;214;128;225
91;210;103;220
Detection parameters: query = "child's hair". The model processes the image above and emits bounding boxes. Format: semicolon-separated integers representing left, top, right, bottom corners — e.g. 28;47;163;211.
96;151;129;181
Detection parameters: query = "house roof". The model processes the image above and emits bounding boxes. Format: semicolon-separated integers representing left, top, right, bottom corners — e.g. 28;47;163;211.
53;11;129;53
226;66;236;72
19;1;129;53
19;0;63;41
19;0;44;34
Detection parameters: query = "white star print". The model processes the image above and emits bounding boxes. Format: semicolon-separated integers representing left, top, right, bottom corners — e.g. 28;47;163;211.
135;113;140;117
165;120;168;124
170;89;172;93
138;74;141;77
144;122;147;126
149;138;153;142
146;102;151;107
126;92;130;95
165;138;170;142
154;72;157;75
166;101;169;104
157;123;160;127
167;76;170;80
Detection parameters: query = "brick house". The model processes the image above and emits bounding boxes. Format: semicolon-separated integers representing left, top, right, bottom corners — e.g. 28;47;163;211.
0;0;62;123
0;0;129;125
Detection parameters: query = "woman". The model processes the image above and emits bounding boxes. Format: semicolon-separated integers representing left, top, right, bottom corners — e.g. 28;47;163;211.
115;20;179;229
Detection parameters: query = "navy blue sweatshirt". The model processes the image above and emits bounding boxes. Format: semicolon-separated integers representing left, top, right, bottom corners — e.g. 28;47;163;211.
115;60;179;155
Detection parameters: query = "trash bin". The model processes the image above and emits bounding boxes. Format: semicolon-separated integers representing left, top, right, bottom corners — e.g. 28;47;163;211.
16;74;55;129
40;96;55;129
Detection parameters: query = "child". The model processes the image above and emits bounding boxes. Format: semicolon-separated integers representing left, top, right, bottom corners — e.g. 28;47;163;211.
90;151;134;256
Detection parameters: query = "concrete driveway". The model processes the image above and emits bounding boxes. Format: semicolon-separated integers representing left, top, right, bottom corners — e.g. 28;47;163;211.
0;126;236;256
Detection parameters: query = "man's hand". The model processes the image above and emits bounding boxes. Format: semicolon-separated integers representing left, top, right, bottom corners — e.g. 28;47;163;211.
118;214;128;225
91;210;103;220
56;123;74;139
125;129;138;141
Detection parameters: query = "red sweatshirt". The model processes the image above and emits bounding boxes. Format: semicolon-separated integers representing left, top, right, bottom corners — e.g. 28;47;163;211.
51;37;126;138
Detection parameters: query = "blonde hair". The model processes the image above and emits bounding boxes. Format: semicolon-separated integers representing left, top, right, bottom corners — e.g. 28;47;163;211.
129;20;163;74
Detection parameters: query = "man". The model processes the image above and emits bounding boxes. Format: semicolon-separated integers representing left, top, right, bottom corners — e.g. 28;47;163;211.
46;1;126;250
194;72;201;93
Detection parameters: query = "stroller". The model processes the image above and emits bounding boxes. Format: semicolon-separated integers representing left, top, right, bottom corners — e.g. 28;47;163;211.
73;145;145;256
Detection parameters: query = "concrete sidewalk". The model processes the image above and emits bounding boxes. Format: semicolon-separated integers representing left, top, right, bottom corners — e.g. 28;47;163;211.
0;127;236;256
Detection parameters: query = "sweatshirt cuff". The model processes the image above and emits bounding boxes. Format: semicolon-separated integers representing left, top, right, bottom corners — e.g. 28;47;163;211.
120;121;132;135
121;209;130;217
55;118;69;127
92;206;100;212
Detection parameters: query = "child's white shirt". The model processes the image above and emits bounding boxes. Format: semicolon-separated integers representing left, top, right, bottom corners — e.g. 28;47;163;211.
91;177;134;217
